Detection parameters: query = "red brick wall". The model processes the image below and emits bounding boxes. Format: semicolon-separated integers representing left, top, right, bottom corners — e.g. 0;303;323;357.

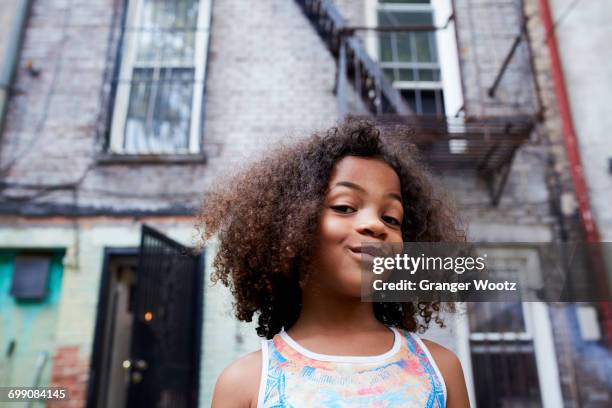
49;346;89;408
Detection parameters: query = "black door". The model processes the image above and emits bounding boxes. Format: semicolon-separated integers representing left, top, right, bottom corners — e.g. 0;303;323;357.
126;225;203;408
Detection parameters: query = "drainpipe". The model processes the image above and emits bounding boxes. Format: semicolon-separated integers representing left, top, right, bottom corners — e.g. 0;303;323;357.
0;0;31;135
538;0;612;348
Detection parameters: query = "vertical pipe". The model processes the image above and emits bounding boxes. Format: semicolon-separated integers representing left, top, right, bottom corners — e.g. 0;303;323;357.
538;0;612;348
0;0;32;136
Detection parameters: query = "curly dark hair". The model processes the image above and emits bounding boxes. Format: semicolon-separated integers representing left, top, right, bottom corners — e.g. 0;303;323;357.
197;119;465;339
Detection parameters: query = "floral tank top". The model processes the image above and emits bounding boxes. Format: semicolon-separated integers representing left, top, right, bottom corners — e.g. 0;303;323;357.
257;327;447;407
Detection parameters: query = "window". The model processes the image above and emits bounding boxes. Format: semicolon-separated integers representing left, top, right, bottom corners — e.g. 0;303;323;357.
10;255;51;300
377;0;445;115
460;248;563;408
467;254;543;407
109;0;212;154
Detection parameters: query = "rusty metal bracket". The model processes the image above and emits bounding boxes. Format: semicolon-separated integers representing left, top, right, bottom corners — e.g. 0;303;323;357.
488;24;527;98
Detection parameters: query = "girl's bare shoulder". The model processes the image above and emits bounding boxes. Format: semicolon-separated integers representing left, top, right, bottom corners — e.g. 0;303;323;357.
421;338;461;372
211;349;262;408
421;339;470;408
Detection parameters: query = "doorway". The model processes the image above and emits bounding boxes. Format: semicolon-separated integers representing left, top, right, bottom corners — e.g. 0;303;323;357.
88;249;137;408
88;226;204;408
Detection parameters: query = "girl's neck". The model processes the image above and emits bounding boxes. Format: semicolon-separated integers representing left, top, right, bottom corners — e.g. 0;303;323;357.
289;286;386;337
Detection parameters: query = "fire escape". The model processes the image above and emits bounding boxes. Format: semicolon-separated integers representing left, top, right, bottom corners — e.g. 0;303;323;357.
294;0;534;206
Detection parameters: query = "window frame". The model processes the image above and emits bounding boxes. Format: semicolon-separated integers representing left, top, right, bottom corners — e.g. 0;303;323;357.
378;2;443;91
377;0;443;116
365;0;463;116
108;0;212;155
454;247;564;408
466;248;539;341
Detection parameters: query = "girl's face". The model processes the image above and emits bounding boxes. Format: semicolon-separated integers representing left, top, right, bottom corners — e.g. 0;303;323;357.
306;156;404;298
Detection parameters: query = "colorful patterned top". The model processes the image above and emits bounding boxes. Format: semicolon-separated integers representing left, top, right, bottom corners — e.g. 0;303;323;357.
257;327;446;407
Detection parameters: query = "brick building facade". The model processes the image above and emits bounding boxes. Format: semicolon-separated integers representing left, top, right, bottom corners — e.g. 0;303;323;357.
0;0;609;407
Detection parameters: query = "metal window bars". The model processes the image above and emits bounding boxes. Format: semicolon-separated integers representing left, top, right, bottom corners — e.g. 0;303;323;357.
97;0;207;155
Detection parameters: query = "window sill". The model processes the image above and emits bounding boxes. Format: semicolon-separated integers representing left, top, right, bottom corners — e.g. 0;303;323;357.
96;152;207;166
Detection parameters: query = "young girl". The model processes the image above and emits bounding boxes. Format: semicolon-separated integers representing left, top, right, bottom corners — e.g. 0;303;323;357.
200;120;470;407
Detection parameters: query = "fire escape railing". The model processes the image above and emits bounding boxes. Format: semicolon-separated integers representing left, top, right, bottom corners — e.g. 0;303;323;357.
372;115;533;206
294;0;534;206
294;0;412;116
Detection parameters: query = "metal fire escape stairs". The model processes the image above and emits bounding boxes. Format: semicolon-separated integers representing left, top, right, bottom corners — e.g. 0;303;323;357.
294;0;412;117
294;0;533;206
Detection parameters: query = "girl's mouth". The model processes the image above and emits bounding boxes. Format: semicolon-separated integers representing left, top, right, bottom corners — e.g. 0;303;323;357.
347;246;381;263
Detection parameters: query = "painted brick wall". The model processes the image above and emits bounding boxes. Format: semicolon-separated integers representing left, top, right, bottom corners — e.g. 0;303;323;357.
0;0;338;215
3;0;607;406
547;0;612;244
1;1;339;406
1;0;560;238
333;0;554;229
197;2;341;403
331;2;611;407
523;0;611;406
453;0;539;117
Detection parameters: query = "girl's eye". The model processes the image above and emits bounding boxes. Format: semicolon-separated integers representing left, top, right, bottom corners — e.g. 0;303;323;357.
331;205;356;214
382;216;401;226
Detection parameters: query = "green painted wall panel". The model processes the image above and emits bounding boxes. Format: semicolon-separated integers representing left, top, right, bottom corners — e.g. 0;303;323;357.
0;250;65;389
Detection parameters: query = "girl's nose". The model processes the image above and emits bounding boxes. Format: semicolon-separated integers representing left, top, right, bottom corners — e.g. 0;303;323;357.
356;214;387;239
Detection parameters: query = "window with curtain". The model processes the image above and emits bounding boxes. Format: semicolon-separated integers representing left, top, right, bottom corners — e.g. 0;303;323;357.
377;0;445;115
109;0;211;154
